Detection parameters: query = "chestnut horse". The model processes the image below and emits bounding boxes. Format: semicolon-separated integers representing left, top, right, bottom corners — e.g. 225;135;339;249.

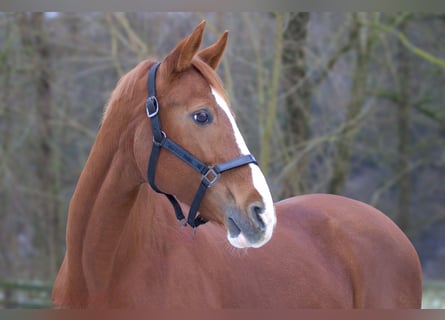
52;21;422;308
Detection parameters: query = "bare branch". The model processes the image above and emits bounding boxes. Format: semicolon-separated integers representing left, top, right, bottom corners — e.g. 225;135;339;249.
371;20;445;70
260;13;284;175
105;13;124;77
113;13;149;59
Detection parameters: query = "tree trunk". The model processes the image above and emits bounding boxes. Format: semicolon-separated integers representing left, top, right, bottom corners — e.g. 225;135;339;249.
260;13;284;176
280;12;310;196
0;15;14;277
396;21;412;233
17;13;61;277
328;13;373;194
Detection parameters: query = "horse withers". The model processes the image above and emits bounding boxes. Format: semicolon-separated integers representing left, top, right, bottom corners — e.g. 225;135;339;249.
52;21;422;308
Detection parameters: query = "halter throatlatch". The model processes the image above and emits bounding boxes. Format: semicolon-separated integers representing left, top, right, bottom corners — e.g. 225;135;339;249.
146;62;258;229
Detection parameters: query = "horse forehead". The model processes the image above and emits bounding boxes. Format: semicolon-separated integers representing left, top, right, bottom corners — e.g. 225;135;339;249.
163;71;214;102
158;64;230;114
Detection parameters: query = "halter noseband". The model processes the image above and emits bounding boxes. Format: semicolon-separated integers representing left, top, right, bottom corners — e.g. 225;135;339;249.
145;62;258;229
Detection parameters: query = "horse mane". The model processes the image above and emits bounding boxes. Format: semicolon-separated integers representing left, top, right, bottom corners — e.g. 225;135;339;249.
102;60;154;122
102;57;229;122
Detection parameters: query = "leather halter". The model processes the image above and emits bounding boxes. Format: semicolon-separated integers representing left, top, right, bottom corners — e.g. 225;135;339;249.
145;62;258;229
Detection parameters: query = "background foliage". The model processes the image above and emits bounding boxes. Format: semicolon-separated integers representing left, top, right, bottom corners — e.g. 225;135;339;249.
0;12;444;305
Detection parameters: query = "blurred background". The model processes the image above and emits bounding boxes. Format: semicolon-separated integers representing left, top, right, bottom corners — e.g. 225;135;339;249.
0;12;444;308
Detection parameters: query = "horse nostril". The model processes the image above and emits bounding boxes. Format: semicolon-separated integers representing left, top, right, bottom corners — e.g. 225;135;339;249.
249;203;266;232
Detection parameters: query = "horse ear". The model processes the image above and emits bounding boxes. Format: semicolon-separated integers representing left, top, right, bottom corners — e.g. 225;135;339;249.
164;20;206;73
198;31;228;70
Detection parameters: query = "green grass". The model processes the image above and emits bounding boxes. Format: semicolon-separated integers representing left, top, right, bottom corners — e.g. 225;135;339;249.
422;281;445;309
0;280;53;308
1;280;444;309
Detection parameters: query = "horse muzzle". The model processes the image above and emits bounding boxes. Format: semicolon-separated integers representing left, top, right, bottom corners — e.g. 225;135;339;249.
225;201;276;248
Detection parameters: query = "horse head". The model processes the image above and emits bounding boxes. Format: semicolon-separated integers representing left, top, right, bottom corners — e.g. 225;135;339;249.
130;21;276;248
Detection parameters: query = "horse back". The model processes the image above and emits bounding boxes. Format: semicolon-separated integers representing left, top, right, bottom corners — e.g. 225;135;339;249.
272;194;422;308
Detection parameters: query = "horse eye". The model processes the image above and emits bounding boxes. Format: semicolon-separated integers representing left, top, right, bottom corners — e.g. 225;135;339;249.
193;110;212;125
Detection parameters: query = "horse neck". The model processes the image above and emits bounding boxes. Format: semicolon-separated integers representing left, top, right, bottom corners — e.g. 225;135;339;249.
64;115;174;296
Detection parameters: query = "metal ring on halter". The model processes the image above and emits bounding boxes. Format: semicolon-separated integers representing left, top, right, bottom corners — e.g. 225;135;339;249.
152;130;167;146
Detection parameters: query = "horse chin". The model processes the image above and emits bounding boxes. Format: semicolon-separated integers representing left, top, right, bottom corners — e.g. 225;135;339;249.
227;229;273;249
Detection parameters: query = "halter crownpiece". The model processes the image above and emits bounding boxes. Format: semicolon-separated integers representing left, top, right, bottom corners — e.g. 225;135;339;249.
145;62;258;229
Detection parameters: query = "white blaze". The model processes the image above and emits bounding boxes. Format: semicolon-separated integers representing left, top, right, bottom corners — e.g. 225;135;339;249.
211;87;276;248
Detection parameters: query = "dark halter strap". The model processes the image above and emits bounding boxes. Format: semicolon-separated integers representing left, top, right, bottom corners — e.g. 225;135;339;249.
145;62;258;229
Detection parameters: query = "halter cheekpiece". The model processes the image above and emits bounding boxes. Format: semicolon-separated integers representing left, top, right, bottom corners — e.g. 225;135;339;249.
145;62;258;229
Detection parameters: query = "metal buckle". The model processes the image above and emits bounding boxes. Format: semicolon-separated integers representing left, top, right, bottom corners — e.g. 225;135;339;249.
202;167;220;187
146;96;159;118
